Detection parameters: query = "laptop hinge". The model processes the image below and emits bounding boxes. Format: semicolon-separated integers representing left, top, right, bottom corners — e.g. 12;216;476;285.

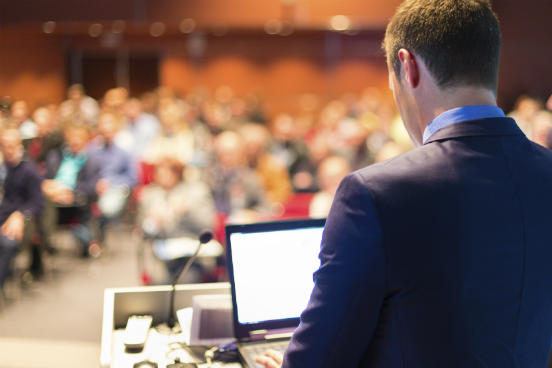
249;328;295;341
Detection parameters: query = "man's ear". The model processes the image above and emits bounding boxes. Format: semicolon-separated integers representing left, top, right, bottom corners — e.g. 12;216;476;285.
397;48;420;88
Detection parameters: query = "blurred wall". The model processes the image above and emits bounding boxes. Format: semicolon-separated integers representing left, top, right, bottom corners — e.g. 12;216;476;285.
0;0;400;28
160;32;389;116
0;28;66;107
493;0;552;108
0;0;551;113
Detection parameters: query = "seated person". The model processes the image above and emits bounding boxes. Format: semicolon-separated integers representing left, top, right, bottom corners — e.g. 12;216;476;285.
239;123;292;207
89;112;136;244
308;155;351;218
58;84;100;127
11;100;37;140
268;114;315;193
24;106;63;175
142;102;194;166
137;158;217;282
41;123;100;257
206;130;270;223
116;98;160;159
0;129;43;294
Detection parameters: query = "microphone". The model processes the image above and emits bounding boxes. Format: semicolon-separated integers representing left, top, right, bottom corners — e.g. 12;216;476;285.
167;230;214;329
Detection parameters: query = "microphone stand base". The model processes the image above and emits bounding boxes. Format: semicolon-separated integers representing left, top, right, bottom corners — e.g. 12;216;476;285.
155;322;182;335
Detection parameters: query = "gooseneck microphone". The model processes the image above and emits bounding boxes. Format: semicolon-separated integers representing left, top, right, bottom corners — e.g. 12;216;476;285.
167;230;214;329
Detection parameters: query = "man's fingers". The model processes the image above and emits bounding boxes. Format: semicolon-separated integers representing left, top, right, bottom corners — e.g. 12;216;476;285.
254;354;281;368
264;349;283;364
3;227;15;241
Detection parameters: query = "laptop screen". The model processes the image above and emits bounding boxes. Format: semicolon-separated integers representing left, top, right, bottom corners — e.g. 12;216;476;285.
226;218;326;338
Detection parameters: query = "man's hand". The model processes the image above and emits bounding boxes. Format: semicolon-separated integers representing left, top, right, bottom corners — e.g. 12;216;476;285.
53;188;74;205
41;179;59;198
1;211;24;241
96;178;111;196
42;180;74;204
254;349;283;368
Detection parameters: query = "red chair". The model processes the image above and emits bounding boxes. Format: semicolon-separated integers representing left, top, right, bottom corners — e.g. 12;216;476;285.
279;193;315;219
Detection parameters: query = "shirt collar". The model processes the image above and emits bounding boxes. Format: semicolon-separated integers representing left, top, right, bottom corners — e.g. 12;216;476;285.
63;147;87;160
423;105;505;144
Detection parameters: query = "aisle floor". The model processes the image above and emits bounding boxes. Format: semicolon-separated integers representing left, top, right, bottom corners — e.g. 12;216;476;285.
0;227;142;368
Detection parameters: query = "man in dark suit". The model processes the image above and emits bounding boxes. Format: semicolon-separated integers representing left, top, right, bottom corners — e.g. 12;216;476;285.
0;129;43;294
40;123;100;257
257;0;552;367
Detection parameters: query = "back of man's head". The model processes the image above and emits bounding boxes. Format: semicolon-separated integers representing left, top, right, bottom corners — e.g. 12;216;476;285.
384;0;501;93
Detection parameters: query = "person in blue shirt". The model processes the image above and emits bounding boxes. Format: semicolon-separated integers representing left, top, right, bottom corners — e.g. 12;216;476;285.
257;1;552;367
116;98;160;159
88;112;136;245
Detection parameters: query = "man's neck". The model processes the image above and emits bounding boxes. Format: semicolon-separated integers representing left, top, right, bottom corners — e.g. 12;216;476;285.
6;159;21;169
429;86;497;119
417;86;497;135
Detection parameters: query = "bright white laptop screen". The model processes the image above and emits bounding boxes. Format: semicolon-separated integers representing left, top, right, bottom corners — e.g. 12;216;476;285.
229;226;324;325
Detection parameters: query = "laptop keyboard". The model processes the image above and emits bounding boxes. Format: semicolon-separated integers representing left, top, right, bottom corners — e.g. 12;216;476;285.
241;340;289;367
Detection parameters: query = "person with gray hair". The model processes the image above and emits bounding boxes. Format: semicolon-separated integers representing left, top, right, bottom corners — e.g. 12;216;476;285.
0;129;43;294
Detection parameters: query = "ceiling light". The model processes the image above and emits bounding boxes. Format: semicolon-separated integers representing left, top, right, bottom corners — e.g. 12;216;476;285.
112;20;126;34
179;18;196;34
264;19;282;35
330;15;351;31
89;23;103;37
150;22;166;37
42;21;56;34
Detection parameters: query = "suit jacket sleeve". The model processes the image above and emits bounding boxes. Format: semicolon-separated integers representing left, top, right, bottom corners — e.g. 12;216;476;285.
74;157;101;205
282;172;386;368
20;163;44;218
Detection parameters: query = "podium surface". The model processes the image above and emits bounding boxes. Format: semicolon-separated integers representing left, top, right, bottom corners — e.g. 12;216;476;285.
100;282;233;368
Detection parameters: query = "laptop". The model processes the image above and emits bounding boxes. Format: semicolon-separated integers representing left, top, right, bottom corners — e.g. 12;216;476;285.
225;218;326;368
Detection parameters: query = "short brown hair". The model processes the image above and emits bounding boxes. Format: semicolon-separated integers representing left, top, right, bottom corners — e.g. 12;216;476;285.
156;157;185;178
63;122;90;137
383;0;501;92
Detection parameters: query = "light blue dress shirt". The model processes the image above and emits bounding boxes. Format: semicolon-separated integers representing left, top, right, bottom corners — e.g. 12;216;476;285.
422;105;505;144
54;149;88;190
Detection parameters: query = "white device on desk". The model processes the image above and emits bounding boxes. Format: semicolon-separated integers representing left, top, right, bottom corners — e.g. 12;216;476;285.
225;218;326;368
190;294;234;346
124;315;153;350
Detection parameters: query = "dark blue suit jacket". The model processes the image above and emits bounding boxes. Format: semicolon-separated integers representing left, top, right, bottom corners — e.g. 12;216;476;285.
45;148;101;206
283;117;552;367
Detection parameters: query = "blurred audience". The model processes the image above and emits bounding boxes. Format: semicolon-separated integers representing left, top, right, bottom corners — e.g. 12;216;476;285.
269;114;314;192
309;156;350;218
58;84;100;127
138;158;216;281
116;98;160;159
239;123;292;206
12;83;552;287
508;95;543;140
207;130;269;222
139;158;214;239
25;106;63;175
143;101;194;165
11;100;37;140
375;141;405;163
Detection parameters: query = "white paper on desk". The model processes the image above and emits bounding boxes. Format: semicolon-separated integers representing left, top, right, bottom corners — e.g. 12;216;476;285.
176;307;193;345
153;239;223;260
